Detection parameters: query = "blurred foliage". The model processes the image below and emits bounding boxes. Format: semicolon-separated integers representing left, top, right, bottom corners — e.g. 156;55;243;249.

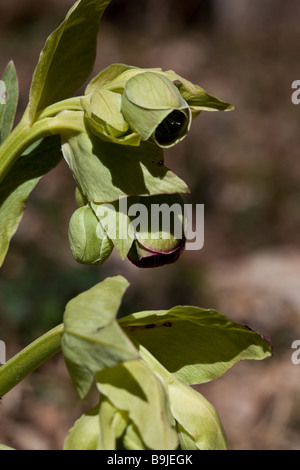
1;0;300;333
1;0;300;450
0;0;299;333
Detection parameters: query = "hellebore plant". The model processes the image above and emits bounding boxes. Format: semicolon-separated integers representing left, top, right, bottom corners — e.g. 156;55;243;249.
0;0;272;451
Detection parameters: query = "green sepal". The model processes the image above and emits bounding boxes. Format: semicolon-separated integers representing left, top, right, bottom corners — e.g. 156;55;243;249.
85;64;162;95
164;69;235;115
91;199;135;259
98;395;148;450
96;360;178;450
68;204;113;265
98;396;119;450
176;422;199;450
122;422;148;450
83;90;128;133
138;346;229;450
167;374;229;450
82;90;140;146
62;276;138;400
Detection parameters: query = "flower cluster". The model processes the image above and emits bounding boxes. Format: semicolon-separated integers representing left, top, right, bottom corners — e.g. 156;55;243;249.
64;64;233;268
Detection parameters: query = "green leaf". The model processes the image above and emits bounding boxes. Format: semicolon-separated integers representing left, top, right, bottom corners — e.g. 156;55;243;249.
0;61;18;143
119;306;272;385
0;444;15;450
0;136;62;267
28;0;111;121
62;131;189;203
64;404;100;450
139;346;229;450
96;359;178;450
62;276;138;400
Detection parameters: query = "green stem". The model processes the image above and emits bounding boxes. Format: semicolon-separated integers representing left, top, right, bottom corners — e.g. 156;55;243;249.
0;323;63;398
0;109;85;183
34;97;83;120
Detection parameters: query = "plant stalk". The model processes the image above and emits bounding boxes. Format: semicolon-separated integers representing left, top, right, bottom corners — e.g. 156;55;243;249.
0;323;63;398
0;107;85;184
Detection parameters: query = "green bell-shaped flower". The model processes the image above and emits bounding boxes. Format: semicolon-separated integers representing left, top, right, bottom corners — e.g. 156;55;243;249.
121;72;191;148
81;64;234;148
68;204;113;265
127;194;186;268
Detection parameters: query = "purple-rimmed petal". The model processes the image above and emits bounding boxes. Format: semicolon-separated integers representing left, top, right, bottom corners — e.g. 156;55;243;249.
127;237;185;268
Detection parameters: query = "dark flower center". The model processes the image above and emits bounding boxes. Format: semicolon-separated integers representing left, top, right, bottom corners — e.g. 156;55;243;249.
155;110;189;146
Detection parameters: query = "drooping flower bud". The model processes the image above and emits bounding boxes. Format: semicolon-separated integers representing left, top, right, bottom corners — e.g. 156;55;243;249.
128;239;185;268
127;194;186;268
81;64;233;148
68;204;113;265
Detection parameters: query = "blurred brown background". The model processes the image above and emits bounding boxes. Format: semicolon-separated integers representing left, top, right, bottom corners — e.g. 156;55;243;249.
1;0;300;450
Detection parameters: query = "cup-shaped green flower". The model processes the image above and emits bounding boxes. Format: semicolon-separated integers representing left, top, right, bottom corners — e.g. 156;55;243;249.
127;194;186;268
121;72;191;148
81;64;234;148
68;204;113;265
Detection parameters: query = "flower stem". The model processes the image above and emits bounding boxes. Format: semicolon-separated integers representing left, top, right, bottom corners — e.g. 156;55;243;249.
34;97;83;120
0;109;85;184
0;323;63;398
